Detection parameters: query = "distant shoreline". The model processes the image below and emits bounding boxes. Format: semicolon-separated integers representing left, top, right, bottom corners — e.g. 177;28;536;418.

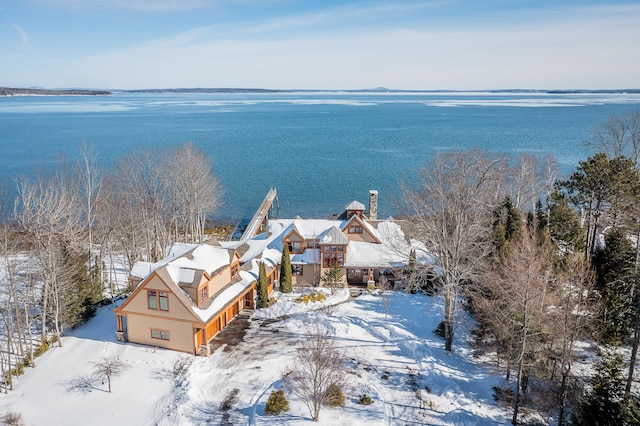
2;87;640;97
123;88;640;95
0;87;111;97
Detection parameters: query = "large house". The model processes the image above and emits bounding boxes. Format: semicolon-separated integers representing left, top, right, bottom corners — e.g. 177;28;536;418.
115;190;427;354
114;241;278;354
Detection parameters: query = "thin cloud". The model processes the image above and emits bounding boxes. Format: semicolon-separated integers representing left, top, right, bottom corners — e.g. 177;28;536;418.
11;24;29;48
32;0;216;12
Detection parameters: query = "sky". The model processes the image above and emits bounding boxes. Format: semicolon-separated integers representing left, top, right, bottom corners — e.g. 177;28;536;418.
1;0;639;90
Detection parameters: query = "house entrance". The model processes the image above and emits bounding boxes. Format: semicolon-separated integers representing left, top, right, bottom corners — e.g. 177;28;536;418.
347;268;366;285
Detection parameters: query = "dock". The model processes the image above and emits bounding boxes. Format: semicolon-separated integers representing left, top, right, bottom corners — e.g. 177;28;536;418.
240;188;278;240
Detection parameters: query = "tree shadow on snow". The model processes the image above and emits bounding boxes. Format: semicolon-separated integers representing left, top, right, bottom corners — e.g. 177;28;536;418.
62;374;108;395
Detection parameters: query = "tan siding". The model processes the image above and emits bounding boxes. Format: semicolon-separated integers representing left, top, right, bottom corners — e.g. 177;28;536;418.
119;275;196;322
345;229;378;243
292;265;320;286
285;229;304;242
126;315;196;353
209;266;231;295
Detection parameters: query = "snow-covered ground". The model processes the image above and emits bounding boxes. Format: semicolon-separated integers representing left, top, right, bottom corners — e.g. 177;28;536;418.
0;290;511;425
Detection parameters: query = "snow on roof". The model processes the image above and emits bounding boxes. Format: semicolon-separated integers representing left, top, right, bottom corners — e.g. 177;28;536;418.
345;240;405;268
270;218;344;239
167;242;200;258
221;239;268;263
291;249;320;264
129;242;200;280
345;200;365;211
130;216;431;324
319;226;349;245
165;244;232;285
130;261;157;280
191;261;258;322
176;268;197;286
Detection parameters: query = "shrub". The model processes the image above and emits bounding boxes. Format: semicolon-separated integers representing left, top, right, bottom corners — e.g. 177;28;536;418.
295;292;326;304
433;320;445;338
33;339;50;357
1;411;23;426
358;393;373;405
492;385;514;404
264;389;289;415
324;383;345;407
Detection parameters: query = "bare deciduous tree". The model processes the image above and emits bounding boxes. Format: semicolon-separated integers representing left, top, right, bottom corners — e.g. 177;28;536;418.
551;255;596;426
476;228;552;425
586;111;640;166
14;171;80;344
509;153;559;212
164;142;223;244
283;326;347;422
402;150;505;352
92;355;127;393
115;143;222;262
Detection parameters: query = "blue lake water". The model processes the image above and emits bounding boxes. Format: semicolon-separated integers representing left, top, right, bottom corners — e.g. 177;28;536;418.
1;91;640;221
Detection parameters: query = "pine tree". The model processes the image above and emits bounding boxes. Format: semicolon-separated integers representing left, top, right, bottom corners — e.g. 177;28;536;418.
280;245;293;293
548;188;584;254
257;261;269;308
572;351;626;426
592;228;635;344
492;196;522;258
321;262;344;294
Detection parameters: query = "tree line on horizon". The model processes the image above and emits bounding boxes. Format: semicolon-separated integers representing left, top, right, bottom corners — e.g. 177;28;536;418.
402;111;640;425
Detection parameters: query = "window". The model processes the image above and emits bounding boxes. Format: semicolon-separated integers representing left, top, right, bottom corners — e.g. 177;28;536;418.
349;225;363;234
322;245;345;268
292;265;303;275
288;241;302;253
151;329;170;341
306;240;319;249
148;290;169;311
148;290;157;309
231;263;240;280
199;285;208;304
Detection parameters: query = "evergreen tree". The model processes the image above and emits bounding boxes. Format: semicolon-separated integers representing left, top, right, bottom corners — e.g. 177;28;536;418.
257;261;269;308
61;245;104;327
408;248;417;274
592;228;636;344
572;351;626;426
321;262;345;294
492;196;522;258
279;244;293;293
561;154;639;258
548;188;584;255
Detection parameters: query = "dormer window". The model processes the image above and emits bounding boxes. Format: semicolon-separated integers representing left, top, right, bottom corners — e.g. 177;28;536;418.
288;241;302;254
231;263;240;280
349;225;363;234
198;285;209;304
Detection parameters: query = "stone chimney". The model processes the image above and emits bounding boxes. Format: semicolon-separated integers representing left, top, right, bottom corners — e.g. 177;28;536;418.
369;190;378;220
